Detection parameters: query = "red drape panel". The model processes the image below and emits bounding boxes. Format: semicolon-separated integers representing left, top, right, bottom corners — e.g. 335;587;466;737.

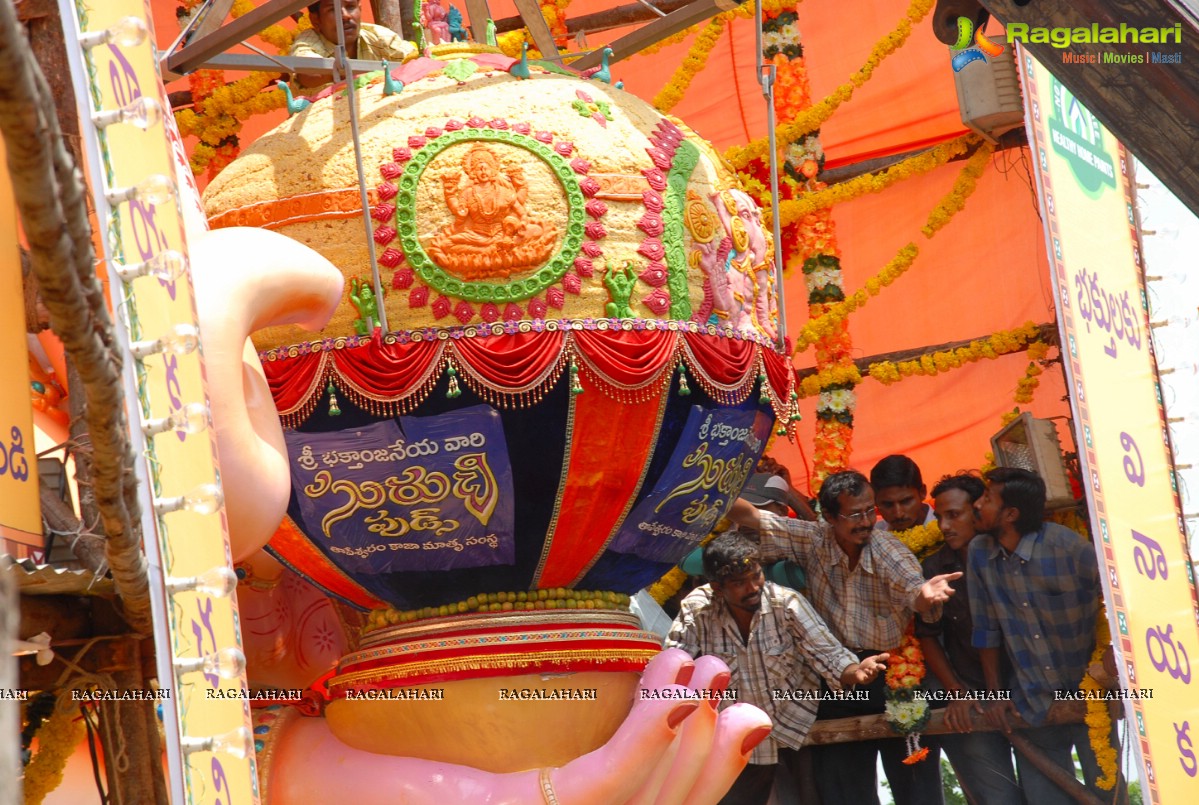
761;346;794;401
683;332;758;386
264;352;327;413
536;370;666;588
270;516;389;610
333;339;444;397
453;330;566;388
573;329;677;387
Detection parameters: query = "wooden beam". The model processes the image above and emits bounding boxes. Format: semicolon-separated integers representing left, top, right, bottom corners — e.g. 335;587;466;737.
820;128;1026;186
1007;731;1107;805
493;0;695;34
13;0;58;20
165;0;310;74
796;322;1059;381
978;0;1199;218
512;0;560;57
370;0;406;34
571;0;734;71
464;0;493;43
804;698;1084;744
170;52;391;75
193;0;239;40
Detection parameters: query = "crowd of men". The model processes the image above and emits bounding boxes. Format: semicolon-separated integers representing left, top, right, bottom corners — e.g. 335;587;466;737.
666;456;1118;805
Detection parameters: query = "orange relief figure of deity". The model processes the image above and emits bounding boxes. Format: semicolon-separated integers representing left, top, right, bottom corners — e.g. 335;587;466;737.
426;144;558;280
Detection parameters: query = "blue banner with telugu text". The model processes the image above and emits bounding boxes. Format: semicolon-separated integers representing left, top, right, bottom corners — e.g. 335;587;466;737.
609;406;771;563
285;405;515;573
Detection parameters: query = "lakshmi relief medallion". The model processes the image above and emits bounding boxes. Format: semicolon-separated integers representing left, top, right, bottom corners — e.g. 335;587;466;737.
419;142;562;281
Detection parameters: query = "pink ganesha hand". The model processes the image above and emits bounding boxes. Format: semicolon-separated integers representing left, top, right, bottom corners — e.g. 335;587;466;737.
267;649;771;805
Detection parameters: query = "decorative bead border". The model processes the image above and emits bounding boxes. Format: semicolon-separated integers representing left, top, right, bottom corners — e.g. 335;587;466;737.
257;317;781;362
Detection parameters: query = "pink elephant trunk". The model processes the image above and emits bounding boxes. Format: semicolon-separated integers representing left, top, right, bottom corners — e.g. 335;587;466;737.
190;227;344;561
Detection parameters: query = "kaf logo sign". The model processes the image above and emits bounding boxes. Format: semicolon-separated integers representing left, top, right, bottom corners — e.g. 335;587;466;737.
951;16;1005;72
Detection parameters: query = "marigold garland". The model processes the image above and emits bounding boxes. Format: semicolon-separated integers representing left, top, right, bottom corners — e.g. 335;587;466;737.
799;364;861;398
867;324;1043;386
1082;612;1118;788
653;15;729;112
22;704;85;805
884;630;931;762
726;0;934;169
893;520;944;560
647;566;690;606
174;1;309;177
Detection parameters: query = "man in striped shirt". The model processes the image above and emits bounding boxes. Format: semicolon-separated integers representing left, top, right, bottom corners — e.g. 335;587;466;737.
727;469;961;804
666;533;888;805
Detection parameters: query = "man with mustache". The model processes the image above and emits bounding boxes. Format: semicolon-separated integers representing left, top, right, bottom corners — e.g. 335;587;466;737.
291;0;417;88
666;533;889;805
917;473;1021;804
728;469;961;805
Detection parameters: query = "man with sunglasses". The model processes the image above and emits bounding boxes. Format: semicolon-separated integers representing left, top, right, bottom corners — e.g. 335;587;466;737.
728;469;960;805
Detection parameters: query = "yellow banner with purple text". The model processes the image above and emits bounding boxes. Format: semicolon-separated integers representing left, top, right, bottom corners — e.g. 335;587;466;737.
1021;48;1199;802
63;0;258;802
0;139;41;552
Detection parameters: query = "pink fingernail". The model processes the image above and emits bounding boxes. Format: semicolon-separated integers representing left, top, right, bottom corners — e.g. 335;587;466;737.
741;726;771;755
708;673;731;708
667;703;699;729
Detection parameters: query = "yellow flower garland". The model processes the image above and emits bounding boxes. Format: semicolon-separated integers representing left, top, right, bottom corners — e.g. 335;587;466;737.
793;142;994;351
799;363;861;398
894;520;944;560
868;324;1044;385
647;566;690;606
772;134;977;226
653;15;730;112
1081;613;1118;788
22;704;85;805
726;0;934;169
175;0;310;176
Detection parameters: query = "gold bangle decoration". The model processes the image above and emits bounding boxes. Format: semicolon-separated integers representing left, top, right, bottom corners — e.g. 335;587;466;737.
539;767;561;805
252;705;301;805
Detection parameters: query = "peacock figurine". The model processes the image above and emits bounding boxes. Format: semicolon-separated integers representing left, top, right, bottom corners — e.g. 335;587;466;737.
509;41;531;80
277;81;311;116
382;60;404;96
580;47;613;84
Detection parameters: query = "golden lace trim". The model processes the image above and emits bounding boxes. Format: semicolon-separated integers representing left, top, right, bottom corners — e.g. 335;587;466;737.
360;609;643;647
343;627;662;668
329;648;661;689
277;351;331;429
252;705;300;804
451;339;570;409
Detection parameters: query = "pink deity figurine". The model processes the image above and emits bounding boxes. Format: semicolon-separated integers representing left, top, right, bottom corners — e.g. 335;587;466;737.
421;0;451;45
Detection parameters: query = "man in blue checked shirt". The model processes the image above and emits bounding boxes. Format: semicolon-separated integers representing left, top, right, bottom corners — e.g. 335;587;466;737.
968;466;1114;804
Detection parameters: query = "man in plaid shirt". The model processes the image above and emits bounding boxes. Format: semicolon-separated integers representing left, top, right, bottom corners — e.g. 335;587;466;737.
727;469;961;805
666;533;888;805
969;467;1110;804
